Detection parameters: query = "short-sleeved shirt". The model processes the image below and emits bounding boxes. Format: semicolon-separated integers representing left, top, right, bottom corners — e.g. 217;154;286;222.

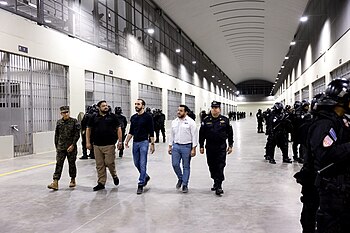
87;113;120;146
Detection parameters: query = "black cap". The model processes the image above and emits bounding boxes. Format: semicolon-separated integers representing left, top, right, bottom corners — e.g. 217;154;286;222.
211;101;221;107
60;106;69;112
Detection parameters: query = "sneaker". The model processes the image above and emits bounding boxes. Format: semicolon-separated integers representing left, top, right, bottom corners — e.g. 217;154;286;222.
113;176;119;186
137;185;143;195
176;179;182;189
93;183;105;191
182;185;188;193
215;188;224;195
144;176;150;187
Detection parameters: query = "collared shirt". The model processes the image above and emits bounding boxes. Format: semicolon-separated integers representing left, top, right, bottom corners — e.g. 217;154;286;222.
169;115;198;148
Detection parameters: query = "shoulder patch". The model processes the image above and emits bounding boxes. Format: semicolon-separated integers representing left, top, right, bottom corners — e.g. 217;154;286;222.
323;135;334;147
329;128;337;141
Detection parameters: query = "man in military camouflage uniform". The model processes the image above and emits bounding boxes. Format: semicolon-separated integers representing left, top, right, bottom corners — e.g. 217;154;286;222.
48;106;80;190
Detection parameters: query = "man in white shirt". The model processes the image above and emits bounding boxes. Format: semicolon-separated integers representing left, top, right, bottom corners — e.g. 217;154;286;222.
168;105;198;193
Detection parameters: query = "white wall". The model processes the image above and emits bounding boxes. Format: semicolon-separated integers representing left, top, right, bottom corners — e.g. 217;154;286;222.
32;132;55;154
0;10;235;120
0;135;14;159
276;20;350;104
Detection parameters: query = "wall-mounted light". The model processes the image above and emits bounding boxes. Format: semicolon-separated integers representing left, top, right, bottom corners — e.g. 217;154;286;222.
0;1;8;5
218;80;221;82
211;75;214;78
290;41;296;46
203;69;207;72
300;16;308;22
44;19;52;23
223;83;225;86
147;28;155;34
175;48;181;53
281;65;285;69
278;72;281;75
285;56;289;60
192;61;197;64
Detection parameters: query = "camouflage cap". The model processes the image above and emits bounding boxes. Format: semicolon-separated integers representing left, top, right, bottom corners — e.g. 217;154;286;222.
211;101;221;107
60;106;69;112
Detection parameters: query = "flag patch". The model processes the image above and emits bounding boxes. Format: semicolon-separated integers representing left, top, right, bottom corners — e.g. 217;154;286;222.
329;128;337;141
323;135;334;147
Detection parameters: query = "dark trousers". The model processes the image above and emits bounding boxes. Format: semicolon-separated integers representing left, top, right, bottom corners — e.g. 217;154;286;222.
317;183;350;233
300;185;319;233
82;132;94;157
266;133;288;160
155;126;166;141
53;149;77;180
206;143;227;186
119;129;126;155
257;121;263;132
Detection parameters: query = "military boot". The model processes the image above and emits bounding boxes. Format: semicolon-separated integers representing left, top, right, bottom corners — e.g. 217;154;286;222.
48;179;58;190
69;178;76;188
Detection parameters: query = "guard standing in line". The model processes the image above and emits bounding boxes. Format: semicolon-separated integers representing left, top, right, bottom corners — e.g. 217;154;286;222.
115;106;127;157
199;101;234;195
80;106;95;159
308;79;350;233
48;106;80;190
256;109;264;133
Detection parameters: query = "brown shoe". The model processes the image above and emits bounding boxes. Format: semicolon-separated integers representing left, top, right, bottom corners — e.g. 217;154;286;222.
47;179;58;190
69;178;76;188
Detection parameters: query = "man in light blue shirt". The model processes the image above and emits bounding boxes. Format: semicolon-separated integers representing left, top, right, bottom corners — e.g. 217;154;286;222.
168;105;198;193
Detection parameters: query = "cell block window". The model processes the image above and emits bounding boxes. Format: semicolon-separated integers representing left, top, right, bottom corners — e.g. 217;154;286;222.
85;71;131;118
185;94;195;114
138;83;162;110
331;60;350;80
301;86;309;101
167;90;182;120
312;76;326;96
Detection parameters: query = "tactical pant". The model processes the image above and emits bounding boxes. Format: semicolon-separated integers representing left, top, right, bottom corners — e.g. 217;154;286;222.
82;132;94;157
266;133;288;160
119;129;126;154
53;149;77;180
300;185;319;233
206;143;227;186
94;145;117;185
155;127;166;142
257;121;263;133
317;182;350;233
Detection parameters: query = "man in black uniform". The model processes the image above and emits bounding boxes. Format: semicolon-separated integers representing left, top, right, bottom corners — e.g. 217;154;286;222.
115;106;127;157
80;105;96;159
308;78;350;233
48;106;80;190
256;109;264;133
199;101;234;195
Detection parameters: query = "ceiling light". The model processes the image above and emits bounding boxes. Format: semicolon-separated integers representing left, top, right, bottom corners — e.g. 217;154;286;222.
147;28;155;34
278;72;281;75
44;19;52;23
175;49;181;53
203;69;207;72
28;2;37;8
235;91;240;95
0;1;8;5
223;83;225;85
218;80;221;82
212;75;215;78
300;16;308;22
285;56;289;60
192;61;197;64
276;78;279;80
290;41;296;46
281;66;285;68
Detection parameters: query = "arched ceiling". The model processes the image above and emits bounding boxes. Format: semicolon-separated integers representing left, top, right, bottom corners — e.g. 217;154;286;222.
152;0;309;85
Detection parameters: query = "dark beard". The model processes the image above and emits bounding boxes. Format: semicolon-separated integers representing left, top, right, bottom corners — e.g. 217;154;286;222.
135;107;141;112
101;109;109;114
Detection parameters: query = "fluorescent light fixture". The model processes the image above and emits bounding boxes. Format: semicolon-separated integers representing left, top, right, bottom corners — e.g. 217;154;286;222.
192;61;197;64
44;19;52;23
212;75;215;78
290;41;296;45
281;66;285;68
147;28;154;34
300;16;308;22
278;72;281;75
276;78;279;80
175;49;181;53
285;56;289;60
0;1;8;5
28;2;37;8
203;69;207;72
218;80;221;82
223;83;225;86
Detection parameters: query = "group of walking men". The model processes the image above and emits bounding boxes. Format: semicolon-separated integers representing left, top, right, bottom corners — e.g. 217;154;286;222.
48;99;234;196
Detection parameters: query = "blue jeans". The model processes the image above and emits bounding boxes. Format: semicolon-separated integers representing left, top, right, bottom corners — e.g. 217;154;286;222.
132;140;149;185
171;143;192;186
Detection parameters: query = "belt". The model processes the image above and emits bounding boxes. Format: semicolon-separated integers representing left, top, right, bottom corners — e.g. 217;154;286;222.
174;143;192;145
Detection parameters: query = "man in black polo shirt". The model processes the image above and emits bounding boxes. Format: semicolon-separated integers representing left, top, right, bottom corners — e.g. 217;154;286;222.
125;99;155;194
86;100;122;191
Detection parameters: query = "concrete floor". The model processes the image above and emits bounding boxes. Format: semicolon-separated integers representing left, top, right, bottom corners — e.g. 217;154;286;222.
0;116;303;233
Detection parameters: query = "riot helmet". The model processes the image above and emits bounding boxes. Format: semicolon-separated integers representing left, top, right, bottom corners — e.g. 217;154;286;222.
293;101;302;110
115;106;122;114
318;78;350;109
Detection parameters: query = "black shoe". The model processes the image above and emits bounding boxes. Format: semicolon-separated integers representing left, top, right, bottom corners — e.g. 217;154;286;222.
269;159;276;164
137;185;143;195
80;155;88;159
182;185;188;193
113;176;119;186
144;176;150;187
119;151;123;158
264;155;270;161
211;184;218;191
163;138;166;143
283;158;292;163
93;183;105;191
155;139;159;143
297;158;304;164
215;188;224;195
89;156;95;159
176;180;182;189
